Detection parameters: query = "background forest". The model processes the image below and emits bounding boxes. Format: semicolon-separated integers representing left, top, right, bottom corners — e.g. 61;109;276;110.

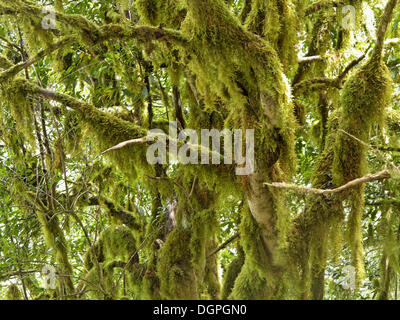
1;0;400;300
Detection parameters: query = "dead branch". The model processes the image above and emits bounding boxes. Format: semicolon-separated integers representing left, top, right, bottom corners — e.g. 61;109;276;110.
99;138;148;156
264;170;391;195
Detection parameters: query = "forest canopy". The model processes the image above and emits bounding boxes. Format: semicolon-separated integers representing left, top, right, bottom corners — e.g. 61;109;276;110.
1;0;400;300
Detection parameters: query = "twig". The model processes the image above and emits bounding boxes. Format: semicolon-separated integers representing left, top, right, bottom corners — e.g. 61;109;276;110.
0;35;23;54
294;52;367;92
337;53;367;82
207;233;240;259
0;269;41;280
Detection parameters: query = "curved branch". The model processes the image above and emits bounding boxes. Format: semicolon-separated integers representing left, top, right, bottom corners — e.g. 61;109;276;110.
265;170;391;195
293;52;367;93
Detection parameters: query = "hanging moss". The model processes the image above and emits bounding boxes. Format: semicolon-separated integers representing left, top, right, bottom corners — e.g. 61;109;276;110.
83;225;138;300
17;77;152;182
334;56;392;185
386;109;400;134
332;53;392;285
244;0;297;72
157;225;197;299
5;284;22;300
0;82;35;146
153;176;222;300
377;204;400;299
136;0;187;29
101;225;137;262
288;110;346;299
221;245;244;299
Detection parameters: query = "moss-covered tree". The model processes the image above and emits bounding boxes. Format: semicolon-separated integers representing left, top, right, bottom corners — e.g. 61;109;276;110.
1;0;400;300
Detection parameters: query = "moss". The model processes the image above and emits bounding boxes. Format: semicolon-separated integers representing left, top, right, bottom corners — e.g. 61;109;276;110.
5;284;22;300
17;77;152;182
190;209;217;273
0;82;35;146
22;189;76;295
136;0;187;28
101;225;137;262
176;0;297;190
230;260;269;300
200;236;221;300
155;179;221;300
288;111;345;298
221;245;244;299
85;225;137;270
346;187;366;284
244;0;297;71
83;225;138;300
230;205;284;299
333;56;392;185
385;109;400;134
157;226;197;299
332;54;392;285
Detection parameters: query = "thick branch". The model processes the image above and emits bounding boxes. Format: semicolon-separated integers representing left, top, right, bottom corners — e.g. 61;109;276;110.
0;1;185;48
88;197;144;231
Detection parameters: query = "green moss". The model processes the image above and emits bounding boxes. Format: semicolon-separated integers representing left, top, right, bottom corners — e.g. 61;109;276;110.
334;56;392;185
203;237;221;300
244;0;297;71
288;111;345;298
17;77;152;182
157;226;197;299
221;245;244;299
346;187;366;284
101;225;137;262
230;205;283;299
385;109;400;134
331;54;392;286
83;225;138;299
5;284;22;300
136;0;186;28
0;82;35;146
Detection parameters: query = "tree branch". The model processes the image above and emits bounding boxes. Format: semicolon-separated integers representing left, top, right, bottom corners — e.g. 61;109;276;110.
265;170;392;195
206;233;240;259
0;37;73;82
99;138;148;156
0;1;185;48
374;0;398;56
88;196;144;231
304;0;344;16
293;53;367;93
